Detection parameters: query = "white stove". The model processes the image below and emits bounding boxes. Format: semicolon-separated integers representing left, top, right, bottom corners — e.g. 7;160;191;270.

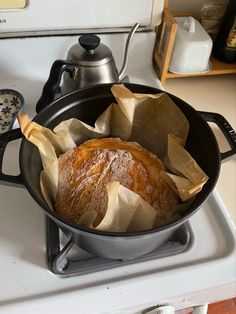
0;1;235;313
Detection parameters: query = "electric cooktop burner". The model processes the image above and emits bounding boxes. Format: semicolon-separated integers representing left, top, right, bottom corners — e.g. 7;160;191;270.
46;217;192;277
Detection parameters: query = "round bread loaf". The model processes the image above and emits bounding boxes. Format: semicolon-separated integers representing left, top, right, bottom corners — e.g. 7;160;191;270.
55;138;179;227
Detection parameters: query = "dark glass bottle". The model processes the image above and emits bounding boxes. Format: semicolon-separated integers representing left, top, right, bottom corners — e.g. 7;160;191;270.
213;0;236;63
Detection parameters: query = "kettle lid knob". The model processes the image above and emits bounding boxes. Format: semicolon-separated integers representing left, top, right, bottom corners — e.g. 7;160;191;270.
79;35;100;52
67;34;113;66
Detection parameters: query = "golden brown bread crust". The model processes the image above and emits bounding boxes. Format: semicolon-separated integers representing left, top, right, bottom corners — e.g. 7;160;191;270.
55;138;179;227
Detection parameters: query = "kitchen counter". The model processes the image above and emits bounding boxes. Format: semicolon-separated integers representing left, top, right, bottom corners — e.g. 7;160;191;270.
165;74;236;225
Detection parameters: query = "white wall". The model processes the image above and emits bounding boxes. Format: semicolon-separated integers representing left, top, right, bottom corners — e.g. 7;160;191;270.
169;0;224;12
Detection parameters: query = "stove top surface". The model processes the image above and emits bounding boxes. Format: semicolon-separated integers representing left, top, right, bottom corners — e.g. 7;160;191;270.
0;182;235;313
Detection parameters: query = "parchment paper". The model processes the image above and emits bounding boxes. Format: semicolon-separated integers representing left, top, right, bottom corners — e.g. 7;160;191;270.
17;84;208;232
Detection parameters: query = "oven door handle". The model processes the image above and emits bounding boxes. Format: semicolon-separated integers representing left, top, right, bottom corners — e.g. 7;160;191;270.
0;128;25;188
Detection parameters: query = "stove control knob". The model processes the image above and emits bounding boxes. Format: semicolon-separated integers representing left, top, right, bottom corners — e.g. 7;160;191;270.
143;305;175;314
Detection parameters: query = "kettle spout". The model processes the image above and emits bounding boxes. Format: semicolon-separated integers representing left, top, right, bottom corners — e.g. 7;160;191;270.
118;23;140;80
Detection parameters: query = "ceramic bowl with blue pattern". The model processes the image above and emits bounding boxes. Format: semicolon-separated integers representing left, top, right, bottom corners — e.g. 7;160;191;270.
0;89;24;134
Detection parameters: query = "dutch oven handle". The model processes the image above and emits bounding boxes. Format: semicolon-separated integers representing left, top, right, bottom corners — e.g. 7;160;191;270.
36;60;76;113
199;111;236;162
0;128;25;188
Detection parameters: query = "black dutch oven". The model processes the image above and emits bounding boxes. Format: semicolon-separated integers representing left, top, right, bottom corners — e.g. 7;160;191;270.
0;83;235;259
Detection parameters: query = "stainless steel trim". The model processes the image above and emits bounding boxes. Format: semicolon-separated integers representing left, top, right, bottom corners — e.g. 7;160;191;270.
0;26;152;39
192;304;208;314
143;304;208;314
143;305;175;314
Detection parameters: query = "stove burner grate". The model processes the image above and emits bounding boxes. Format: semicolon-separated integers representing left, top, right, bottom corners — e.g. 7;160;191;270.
46;217;192;277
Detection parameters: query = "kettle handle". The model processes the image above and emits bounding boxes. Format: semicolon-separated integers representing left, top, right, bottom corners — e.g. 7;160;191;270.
36;60;76;113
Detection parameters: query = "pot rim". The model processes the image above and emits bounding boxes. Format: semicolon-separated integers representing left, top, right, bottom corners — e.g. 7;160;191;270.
19;83;221;238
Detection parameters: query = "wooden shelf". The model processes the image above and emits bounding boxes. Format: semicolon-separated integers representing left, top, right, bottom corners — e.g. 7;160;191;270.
166;56;236;79
153;6;236;84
